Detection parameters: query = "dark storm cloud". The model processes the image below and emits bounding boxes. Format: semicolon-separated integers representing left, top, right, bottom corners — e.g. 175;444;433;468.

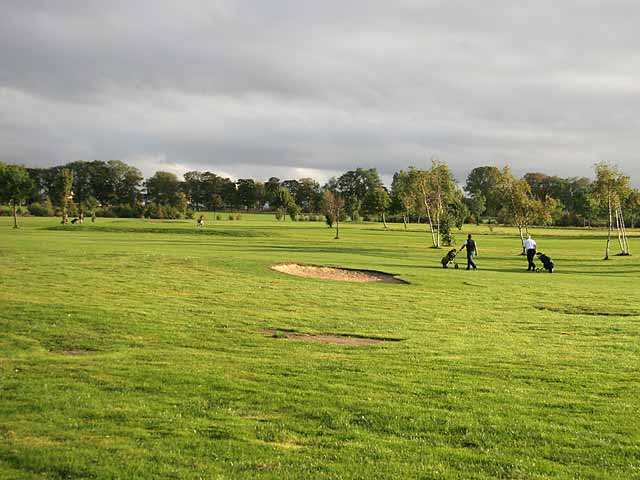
1;0;640;184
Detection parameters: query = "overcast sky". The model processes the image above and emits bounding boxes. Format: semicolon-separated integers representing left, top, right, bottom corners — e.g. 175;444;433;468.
2;0;640;186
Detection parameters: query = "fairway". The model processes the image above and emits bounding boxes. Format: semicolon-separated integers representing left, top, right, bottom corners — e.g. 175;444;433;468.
1;216;639;479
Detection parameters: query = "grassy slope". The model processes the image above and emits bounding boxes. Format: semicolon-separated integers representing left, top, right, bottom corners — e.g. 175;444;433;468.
0;215;638;479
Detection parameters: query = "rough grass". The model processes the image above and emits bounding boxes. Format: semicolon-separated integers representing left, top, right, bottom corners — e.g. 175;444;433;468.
0;215;639;479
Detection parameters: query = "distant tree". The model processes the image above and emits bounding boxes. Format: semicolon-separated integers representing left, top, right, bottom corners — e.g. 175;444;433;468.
322;190;345;239
108;160;143;205
364;186;391;228
390;170;416;230
176;192;188;217
56;168;74;224
573;186;598;227
0;163;34;228
211;194;223;215
236;179;258;210
497;167;543;253
145;171;182;207
296;178;322;213
25;167;51;203
280;179;300;199
287;202;301;221
220;179;238;210
624;189;640;228
183;171;205;210
264;177;281;205
82;196;99;219
465;166;504;218
592;162;631;259
465;194;486;225
337;167;383;220
255;181;266;210
412;160;459;248
272;188;298;221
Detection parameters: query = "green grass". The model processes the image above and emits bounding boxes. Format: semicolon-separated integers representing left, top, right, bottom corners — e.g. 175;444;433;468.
1;214;639;479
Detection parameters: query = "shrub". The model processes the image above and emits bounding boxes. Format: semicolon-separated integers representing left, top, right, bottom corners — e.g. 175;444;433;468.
97;207;117;218
111;203;144;218
287;204;300;221
0;205;29;216
228;214;235;221
235;214;241;220
275;208;285;221
29;202;54;217
186;210;195;220
325;213;334;227
67;202;79;217
216;214;222;221
143;203;164;219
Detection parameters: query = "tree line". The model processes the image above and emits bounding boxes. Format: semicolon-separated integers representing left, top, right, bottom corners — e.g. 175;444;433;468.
1;159;639;253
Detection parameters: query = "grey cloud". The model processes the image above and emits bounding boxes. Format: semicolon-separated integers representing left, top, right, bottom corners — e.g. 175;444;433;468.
1;1;640;185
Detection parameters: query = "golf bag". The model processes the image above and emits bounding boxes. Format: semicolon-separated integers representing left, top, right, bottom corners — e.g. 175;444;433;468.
441;249;459;269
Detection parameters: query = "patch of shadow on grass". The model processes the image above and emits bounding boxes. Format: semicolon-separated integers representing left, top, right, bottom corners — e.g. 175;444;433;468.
198;425;234;440
462;281;487;288
47;344;101;355
535;305;640;317
42;225;267;237
262;329;403;345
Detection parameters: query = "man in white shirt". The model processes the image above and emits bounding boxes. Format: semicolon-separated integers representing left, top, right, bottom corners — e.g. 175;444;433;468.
523;234;537;271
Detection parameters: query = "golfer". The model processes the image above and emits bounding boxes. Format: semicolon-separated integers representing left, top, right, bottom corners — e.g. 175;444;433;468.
459;234;478;270
524;234;537;271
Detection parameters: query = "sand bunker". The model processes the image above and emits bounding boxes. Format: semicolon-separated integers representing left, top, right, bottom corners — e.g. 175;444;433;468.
262;329;401;345
270;263;407;284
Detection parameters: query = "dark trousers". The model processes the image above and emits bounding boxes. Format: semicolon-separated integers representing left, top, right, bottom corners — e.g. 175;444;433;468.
527;249;537;271
466;252;476;270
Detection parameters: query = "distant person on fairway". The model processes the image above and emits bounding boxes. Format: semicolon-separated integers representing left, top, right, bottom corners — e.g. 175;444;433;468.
197;214;205;227
459;234;478;271
523;234;537;271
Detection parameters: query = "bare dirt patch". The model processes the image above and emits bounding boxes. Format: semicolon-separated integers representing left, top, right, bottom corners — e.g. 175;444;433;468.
57;349;99;355
269;263;408;284
262;329;402;345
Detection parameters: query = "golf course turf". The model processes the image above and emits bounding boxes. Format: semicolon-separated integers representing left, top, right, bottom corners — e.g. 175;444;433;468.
1;215;639;479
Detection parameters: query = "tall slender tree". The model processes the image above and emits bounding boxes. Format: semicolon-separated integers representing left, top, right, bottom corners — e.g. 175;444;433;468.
592;162;631;259
322;190;345;239
56;168;74;224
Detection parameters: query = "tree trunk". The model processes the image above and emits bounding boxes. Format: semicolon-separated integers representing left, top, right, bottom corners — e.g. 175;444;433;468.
615;208;624;254
424;202;437;247
402;212;407;230
619;207;630;255
335;208;340;239
604;198;612;260
518;225;525;255
382;211;388;229
435;210;441;248
12;202;18;229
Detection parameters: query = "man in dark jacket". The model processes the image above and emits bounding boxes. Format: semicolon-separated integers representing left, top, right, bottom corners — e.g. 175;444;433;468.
459;234;478;270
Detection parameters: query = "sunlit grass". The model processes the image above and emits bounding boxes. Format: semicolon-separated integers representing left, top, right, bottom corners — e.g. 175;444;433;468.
1;215;638;479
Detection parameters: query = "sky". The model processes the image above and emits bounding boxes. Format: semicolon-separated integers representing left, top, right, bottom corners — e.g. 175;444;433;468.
2;0;640;186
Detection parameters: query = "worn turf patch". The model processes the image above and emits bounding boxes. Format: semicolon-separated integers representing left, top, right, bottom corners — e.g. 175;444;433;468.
535;305;640;317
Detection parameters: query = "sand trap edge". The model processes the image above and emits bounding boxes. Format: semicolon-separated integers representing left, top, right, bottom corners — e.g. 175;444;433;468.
269;263;409;284
262;329;403;345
